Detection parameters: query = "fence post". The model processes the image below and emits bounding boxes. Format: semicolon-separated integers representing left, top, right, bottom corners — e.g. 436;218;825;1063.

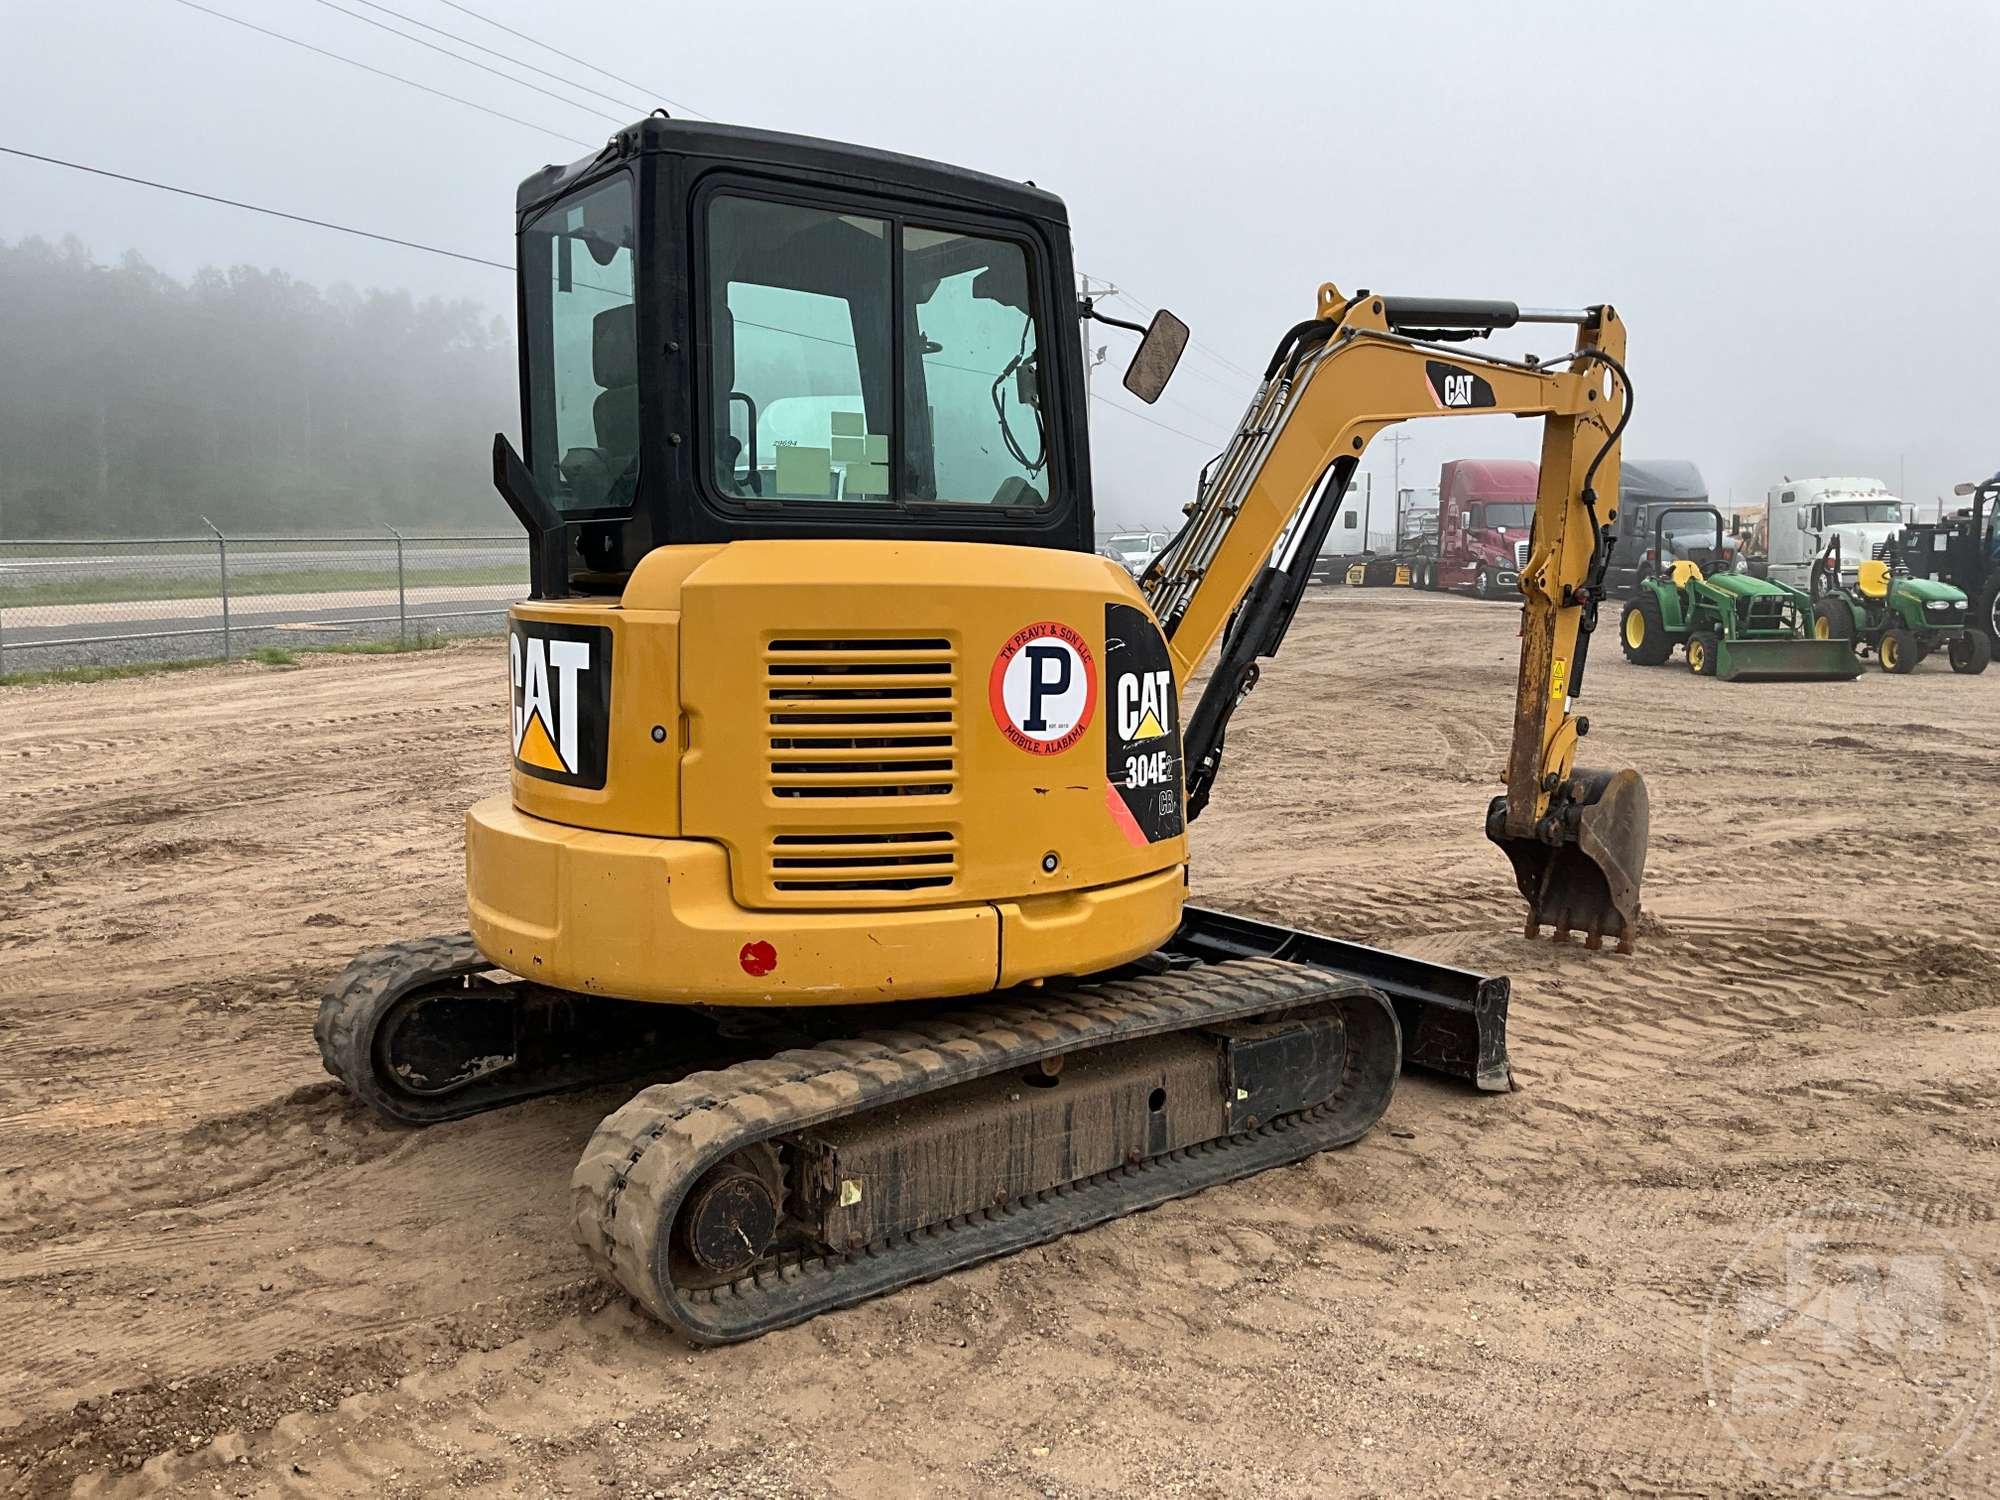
203;516;231;661
387;524;406;646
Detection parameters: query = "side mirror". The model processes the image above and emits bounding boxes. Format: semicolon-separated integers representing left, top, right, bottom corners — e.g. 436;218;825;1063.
1121;310;1190;405
1955;482;1978;496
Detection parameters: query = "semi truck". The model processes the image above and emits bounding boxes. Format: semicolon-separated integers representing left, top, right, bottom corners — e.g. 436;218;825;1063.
1755;476;1911;596
1599;460;1745;597
1410;459;1538;598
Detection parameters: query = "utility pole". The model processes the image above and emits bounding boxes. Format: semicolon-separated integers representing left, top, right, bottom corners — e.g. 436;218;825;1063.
1078;273;1117;403
1382;428;1412;549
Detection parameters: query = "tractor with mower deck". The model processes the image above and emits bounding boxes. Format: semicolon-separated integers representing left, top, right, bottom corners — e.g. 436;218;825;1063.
1619;506;1860;681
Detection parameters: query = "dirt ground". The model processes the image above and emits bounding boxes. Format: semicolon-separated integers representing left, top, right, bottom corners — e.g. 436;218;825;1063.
3;589;1996;1499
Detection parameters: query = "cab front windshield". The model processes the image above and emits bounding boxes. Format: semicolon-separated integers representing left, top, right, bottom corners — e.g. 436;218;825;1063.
1655;511;1720;549
1476;502;1534;530
520;174;639;514
1823;500;1903;525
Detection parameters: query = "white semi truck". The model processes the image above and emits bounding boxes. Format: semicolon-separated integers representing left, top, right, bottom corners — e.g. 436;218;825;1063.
1760;477;1911;596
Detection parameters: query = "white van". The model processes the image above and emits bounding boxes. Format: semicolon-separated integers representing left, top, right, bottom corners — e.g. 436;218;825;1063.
1764;477;1910;594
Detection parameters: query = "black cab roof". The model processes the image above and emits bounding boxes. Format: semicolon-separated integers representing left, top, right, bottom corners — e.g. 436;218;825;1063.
516;117;1069;229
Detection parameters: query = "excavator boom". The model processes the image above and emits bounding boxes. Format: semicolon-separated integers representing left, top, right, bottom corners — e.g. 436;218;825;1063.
1142;285;1648;949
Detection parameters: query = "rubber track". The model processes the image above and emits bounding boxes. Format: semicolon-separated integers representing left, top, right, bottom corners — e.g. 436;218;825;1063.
314;935;492;1124
572;958;1400;1344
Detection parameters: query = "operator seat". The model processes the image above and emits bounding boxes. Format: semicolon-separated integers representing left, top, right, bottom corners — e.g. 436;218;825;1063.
555;305;640;508
1858;560;1891;598
1670;559;1705;586
592;304;640;459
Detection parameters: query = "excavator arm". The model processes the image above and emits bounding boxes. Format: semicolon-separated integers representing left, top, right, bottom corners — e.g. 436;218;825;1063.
1141;284;1648;951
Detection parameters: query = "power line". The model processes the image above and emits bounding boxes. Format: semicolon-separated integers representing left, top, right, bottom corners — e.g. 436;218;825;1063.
429;0;712;119
302;0;626;126
0;144;514;271
1108;286;1258;381
163;0;595;149
0;144;1222;455
345;0;650;116
5;145;1229;456
1074;268;1259;395
1088;391;1224;448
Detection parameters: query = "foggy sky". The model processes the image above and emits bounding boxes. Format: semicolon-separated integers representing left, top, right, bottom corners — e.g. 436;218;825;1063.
5;0;1996;529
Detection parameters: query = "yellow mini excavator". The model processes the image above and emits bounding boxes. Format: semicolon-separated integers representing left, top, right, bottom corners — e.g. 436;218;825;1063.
319;119;1647;1343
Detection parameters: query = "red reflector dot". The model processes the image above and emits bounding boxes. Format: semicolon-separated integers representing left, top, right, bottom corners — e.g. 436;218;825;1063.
739;941;777;977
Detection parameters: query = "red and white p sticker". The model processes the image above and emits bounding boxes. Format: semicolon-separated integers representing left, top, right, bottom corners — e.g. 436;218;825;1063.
989;622;1097;755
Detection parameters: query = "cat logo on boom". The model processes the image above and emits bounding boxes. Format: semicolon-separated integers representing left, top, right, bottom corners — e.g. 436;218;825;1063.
509;620;613;788
1426;359;1496;410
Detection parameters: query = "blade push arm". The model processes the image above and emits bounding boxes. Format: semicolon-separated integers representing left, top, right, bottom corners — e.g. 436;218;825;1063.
1144;284;1646;948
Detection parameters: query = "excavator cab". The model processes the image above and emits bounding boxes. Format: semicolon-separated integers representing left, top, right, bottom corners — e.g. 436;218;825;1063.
498;119;1099;595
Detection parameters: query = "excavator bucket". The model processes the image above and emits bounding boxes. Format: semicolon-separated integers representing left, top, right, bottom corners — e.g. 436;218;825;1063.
1486;767;1649;953
1714;637;1861;681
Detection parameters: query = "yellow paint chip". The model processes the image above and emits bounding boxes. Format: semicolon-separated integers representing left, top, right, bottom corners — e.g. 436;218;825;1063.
839;1179;863;1208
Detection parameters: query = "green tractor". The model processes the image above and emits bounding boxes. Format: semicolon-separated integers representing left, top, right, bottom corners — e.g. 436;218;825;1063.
1618;506;1861;681
1810;542;1991;675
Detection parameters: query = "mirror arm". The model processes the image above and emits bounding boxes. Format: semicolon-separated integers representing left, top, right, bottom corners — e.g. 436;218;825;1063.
1079;298;1150;336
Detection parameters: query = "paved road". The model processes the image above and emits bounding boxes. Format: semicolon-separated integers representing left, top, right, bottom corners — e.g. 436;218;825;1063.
0;542;521;584
1;582;524;672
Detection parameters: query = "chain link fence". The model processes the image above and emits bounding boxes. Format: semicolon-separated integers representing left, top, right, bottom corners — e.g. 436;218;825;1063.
0;530;527;674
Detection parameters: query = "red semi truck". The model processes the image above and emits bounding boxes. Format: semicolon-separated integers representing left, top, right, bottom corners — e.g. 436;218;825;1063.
1408;458;1539;599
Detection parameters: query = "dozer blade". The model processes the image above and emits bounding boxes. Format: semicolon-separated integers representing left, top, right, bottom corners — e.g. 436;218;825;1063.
1715;636;1862;681
1486;766;1649;954
1156;906;1511;1093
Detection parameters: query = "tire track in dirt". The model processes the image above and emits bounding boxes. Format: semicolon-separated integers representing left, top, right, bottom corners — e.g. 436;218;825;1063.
4;601;1997;1498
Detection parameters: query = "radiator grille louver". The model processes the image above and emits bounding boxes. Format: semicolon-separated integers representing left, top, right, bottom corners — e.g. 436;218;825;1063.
768;830;959;893
761;637;960;896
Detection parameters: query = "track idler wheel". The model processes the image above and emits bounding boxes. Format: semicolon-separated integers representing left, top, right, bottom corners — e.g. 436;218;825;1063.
1486;767;1649;953
675;1159;781;1283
